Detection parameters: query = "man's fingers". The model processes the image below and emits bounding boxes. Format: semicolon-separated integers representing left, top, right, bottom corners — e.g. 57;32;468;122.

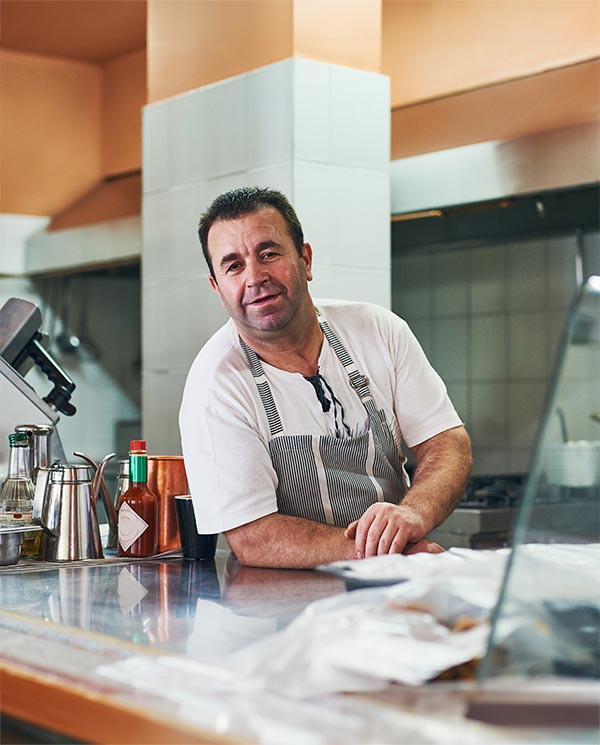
353;510;377;558
377;522;401;555
344;520;358;539
364;514;387;557
403;539;445;555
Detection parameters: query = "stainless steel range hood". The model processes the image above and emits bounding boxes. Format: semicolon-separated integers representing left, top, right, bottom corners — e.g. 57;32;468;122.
391;122;600;216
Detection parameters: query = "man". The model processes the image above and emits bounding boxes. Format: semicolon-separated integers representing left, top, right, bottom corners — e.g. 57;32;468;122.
180;187;472;568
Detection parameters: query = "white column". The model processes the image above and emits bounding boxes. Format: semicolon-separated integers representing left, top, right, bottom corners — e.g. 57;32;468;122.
141;58;390;453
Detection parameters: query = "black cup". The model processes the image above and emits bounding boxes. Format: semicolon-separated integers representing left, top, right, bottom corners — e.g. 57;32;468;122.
174;495;218;560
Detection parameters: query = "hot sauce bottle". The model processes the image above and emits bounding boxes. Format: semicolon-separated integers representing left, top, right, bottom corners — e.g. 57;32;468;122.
118;439;158;557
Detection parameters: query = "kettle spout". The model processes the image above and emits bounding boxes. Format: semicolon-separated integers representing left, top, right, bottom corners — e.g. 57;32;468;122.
74;451;117;550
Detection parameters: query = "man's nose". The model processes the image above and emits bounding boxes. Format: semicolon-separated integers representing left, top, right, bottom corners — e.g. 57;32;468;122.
245;258;268;286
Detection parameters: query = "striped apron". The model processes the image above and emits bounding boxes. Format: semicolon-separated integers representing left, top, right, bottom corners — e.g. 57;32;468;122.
238;309;409;527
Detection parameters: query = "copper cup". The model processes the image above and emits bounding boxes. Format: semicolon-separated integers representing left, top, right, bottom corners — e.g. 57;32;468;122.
147;456;189;552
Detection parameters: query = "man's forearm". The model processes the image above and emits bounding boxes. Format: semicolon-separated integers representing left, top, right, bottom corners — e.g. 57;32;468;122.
225;513;357;568
402;425;472;534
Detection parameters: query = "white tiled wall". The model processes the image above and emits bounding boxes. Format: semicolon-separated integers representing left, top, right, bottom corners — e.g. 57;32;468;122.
393;231;600;475
142;58;391;454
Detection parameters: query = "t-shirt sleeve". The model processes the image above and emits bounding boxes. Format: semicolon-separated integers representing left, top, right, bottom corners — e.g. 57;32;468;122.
179;367;278;534
388;314;463;448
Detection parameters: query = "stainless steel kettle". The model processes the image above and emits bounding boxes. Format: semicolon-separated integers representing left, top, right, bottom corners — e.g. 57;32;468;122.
33;456;114;561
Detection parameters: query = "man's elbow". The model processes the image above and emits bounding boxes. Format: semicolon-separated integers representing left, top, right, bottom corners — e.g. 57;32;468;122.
225;525;264;567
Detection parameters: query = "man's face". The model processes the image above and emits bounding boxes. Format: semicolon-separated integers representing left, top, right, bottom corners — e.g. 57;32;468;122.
207;207;313;338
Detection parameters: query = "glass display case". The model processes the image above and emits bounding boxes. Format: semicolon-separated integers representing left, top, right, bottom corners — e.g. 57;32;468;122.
481;276;600;682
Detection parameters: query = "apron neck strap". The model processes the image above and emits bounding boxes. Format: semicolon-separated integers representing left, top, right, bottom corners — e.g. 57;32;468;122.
315;307;372;401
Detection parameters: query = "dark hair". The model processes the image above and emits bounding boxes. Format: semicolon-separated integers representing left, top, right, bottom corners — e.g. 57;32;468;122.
198;187;304;279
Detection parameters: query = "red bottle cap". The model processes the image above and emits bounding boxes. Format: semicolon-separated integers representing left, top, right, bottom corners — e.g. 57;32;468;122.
130;439;146;452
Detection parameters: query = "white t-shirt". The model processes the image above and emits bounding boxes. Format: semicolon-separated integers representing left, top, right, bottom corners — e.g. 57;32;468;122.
179;300;462;534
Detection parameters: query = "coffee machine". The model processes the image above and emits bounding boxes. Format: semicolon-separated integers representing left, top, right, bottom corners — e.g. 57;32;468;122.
0;297;75;473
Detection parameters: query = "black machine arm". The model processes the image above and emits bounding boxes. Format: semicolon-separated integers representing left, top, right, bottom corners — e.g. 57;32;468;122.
0;298;77;417
27;334;77;416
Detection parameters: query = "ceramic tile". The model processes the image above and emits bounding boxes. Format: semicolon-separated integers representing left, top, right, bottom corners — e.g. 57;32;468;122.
143;371;188;456
554;378;600;441
142;370;175;452
203;75;248;178
507;239;546;310
407;319;433;367
469;244;506;313
583;230;600;276
168;371;189;455
508;312;548;379
310;263;390;307
470;382;508;447
142;191;172;282
168;277;229;371
330;66;389;170
546;234;578;310
506;448;532;475
546;309;568;369
471;315;507;380
169;184;210;279
296;162;390;271
293;161;333;260
446;382;468;424
324;167;390;270
471;448;508;476
432;250;469;316
508;382;546;448
559;338;600;382
142;102;171;193
293;59;330;163
391;252;433;320
246;61;293;169
247;163;293;199
141;280;171;371
204;172;248;206
169;92;208;186
433;317;468;382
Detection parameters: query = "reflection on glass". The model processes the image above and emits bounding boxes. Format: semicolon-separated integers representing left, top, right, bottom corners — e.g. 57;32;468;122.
483;276;600;680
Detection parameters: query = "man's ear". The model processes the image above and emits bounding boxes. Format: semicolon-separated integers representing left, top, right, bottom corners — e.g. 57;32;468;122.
302;243;313;282
209;275;221;297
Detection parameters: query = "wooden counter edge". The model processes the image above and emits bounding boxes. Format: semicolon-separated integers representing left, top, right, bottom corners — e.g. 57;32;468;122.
1;660;246;745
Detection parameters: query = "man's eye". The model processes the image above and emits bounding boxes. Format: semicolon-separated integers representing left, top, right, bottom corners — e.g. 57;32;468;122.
261;251;277;260
226;262;242;273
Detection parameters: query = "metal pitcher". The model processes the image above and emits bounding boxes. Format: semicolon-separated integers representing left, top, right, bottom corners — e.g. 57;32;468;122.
33;457;113;561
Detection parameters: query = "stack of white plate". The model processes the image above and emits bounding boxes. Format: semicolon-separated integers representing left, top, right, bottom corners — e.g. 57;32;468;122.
545;441;600;487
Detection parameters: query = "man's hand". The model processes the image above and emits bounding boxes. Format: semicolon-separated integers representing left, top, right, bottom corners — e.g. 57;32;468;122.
344;503;429;557
344;426;472;558
403;539;445;555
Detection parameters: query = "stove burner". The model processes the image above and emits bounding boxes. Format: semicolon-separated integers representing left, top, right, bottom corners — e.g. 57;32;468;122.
460;475;525;509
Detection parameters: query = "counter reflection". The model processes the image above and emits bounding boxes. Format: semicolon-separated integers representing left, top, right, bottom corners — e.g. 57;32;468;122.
0;552;346;658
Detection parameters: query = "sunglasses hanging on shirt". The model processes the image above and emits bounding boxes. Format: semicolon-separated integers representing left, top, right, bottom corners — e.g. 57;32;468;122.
304;372;352;438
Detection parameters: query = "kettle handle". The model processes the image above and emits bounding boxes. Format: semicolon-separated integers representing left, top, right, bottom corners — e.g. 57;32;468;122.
32;464;62;536
32;467;50;524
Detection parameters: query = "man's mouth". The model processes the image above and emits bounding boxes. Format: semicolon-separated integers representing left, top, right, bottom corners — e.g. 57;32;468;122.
246;293;281;307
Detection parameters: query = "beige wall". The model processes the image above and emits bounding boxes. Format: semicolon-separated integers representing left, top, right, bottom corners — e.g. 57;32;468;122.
147;0;382;102
102;48;146;176
292;0;381;71
1;45;145;218
147;0;294;103
382;0;600;108
0;49;102;216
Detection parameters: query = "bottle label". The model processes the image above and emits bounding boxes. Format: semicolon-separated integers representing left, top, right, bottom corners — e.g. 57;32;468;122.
129;454;147;484
1;511;33;526
118;502;149;552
